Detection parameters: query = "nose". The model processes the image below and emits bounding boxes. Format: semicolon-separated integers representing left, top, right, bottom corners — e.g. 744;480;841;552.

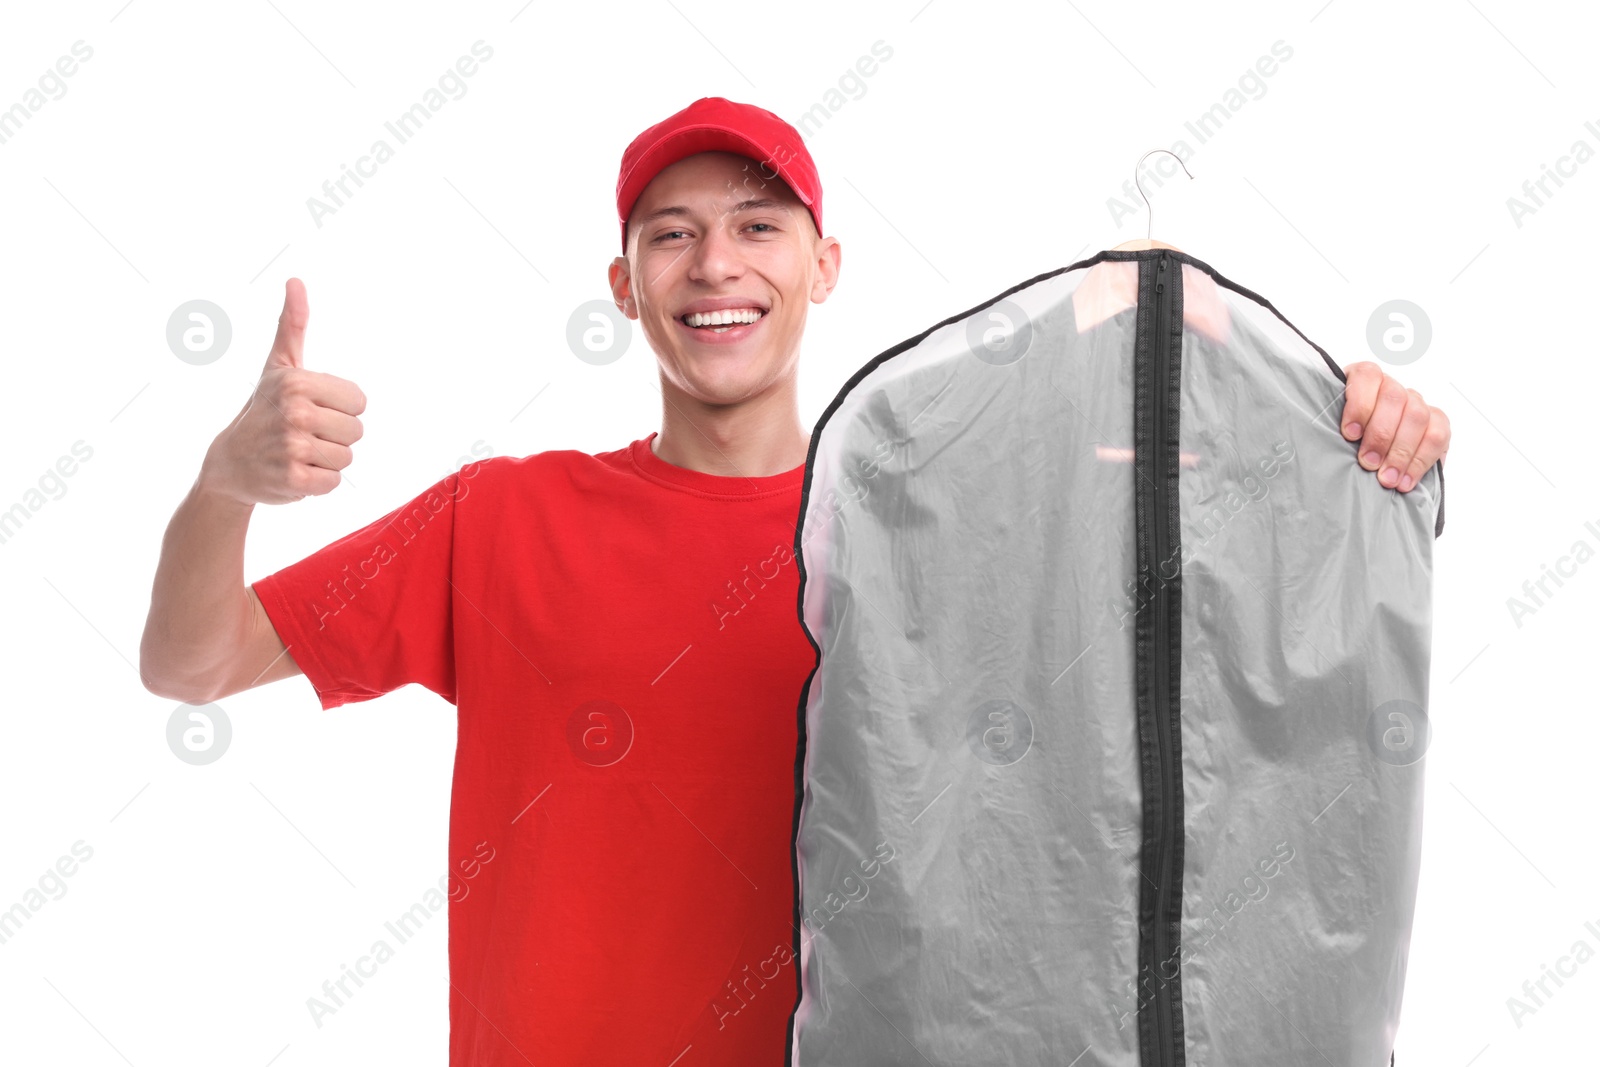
686;222;744;286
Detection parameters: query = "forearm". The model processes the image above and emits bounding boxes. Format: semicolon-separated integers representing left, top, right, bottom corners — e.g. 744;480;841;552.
140;478;258;702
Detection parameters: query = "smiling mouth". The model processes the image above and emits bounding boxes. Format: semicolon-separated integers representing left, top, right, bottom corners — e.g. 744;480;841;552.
678;308;767;334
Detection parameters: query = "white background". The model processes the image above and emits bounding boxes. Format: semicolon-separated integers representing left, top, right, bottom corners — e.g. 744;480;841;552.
1;0;1595;1064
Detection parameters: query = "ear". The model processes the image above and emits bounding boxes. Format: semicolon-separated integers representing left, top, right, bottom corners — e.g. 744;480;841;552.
810;235;842;305
608;256;638;320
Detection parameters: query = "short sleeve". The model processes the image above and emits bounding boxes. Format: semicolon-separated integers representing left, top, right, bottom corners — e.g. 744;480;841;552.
251;470;466;709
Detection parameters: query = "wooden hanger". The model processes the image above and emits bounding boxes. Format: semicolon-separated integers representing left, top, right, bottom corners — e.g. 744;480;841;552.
1074;149;1229;346
1071;150;1229;471
1115;148;1192;253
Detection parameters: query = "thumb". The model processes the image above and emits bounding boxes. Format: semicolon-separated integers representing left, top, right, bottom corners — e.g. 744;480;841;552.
266;277;309;370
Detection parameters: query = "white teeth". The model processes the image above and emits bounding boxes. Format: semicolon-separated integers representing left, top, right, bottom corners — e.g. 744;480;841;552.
685;308;764;328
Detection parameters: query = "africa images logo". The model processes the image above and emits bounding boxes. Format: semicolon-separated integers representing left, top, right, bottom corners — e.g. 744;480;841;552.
307;460;487;630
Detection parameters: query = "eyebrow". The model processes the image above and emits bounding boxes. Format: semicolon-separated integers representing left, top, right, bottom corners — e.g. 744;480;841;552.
636;198;788;226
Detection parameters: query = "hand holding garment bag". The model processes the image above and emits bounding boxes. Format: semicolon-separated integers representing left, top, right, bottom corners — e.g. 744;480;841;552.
785;247;1443;1067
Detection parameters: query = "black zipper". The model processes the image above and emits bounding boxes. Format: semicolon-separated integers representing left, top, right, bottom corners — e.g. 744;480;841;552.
1154;251;1175;1067
1141;250;1184;1067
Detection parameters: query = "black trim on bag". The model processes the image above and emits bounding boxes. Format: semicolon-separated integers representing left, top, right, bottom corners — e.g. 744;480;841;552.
1159;250;1444;539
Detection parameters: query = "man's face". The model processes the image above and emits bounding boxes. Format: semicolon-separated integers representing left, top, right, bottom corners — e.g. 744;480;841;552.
609;150;839;407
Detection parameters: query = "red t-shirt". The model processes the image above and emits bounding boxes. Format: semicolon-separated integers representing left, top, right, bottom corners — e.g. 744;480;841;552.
251;432;814;1066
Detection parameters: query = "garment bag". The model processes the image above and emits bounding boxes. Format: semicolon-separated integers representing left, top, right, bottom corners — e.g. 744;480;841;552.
785;247;1443;1067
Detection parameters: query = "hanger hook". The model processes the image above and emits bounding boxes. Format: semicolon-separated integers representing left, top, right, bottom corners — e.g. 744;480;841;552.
1134;149;1195;241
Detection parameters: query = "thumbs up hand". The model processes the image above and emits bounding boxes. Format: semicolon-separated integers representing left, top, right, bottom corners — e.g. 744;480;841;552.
199;278;367;506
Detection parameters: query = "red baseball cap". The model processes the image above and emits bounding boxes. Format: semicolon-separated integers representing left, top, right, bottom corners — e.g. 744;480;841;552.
615;96;823;254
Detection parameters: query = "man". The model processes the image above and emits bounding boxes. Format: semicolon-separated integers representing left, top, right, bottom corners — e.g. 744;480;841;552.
139;97;1451;1065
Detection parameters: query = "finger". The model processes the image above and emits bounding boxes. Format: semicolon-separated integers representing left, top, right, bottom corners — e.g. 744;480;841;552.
298;369;367;416
290;465;343;498
1397;403;1450;492
267;277;309;370
1376;389;1430;489
1340;361;1383;441
294;436;354;472
1356;372;1410;471
302;406;364;447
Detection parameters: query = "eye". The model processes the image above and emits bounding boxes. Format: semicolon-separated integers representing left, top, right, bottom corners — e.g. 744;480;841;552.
653;229;690;243
748;222;776;233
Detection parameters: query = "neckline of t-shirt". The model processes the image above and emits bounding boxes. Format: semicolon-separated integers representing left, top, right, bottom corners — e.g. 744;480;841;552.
628;431;806;499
